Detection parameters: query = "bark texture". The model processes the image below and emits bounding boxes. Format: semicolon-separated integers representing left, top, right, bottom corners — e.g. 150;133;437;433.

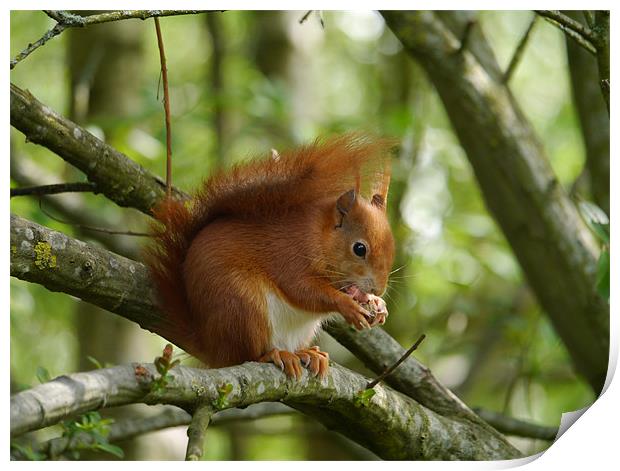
10;214;520;459
10;362;520;460
10;83;187;215
382;11;609;393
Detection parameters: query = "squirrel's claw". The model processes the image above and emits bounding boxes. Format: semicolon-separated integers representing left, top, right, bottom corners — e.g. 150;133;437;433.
295;347;329;378
259;349;302;380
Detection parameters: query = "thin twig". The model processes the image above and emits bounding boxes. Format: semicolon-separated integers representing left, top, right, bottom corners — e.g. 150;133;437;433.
299;10;313;24
582;11;595;29
11;10;215;70
535;10;596;54
473;408;558;441
503;15;538;83
456;20;476;54
366;334;426;389
206;13;225;166
10;23;67;69
185;405;213;461
10;182;97;198
154;17;173;198
38;198;151;237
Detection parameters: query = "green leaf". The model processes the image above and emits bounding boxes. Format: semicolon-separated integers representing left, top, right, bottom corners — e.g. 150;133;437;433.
94;442;125;459
11;443;46;461
218;383;233;395
354;388;376;407
86;355;104;369
596;249;610;301
35;366;51;384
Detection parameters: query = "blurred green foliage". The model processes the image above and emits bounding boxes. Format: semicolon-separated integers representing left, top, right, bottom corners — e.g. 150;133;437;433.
10;10;599;459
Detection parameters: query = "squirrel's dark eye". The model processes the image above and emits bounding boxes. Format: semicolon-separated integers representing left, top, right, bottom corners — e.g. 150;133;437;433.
353;242;367;258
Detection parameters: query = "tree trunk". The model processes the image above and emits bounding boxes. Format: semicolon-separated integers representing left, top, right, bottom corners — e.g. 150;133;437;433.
382;11;608;394
563;11;610;215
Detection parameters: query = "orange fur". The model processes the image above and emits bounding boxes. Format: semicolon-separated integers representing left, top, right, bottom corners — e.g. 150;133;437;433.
143;133;395;367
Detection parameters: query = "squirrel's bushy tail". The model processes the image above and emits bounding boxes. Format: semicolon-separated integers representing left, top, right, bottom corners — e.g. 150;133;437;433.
143;133;394;355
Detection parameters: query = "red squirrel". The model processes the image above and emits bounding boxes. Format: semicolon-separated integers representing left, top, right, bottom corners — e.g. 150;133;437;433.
145;134;395;379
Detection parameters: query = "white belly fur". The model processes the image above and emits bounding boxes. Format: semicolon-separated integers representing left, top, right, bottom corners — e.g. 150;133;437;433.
265;291;333;352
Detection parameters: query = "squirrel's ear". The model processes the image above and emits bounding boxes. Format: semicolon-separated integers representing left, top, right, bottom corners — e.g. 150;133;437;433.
371;193;386;210
336;189;356;216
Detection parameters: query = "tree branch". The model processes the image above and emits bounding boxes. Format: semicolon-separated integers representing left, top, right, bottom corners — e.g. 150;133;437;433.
14;403;293;460
563;10;610;215
10;362;520;460
473;408;558;441
382;10;608;394
9;214;519;458
153;17;173;197
10;153;140;259
365;333;426;389
11;10;216;69
503;14;538;83
10;182;98;198
10;83;188;215
592;11;609;112
10;214;168;337
185;405;213;460
10;214;496;428
534;10;597;54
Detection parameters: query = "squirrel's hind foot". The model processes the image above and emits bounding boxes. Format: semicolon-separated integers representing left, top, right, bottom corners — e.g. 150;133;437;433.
295;346;329;379
259;346;329;380
259;349;303;380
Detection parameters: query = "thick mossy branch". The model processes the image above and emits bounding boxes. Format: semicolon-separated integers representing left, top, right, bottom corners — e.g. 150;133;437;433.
10;215;519;458
10;214;169;337
381;11;608;393
10;83;188;215
10;363;521;460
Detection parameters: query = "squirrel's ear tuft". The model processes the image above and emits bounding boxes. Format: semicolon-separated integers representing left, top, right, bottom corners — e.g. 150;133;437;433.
336;189;356;216
371;193;385;210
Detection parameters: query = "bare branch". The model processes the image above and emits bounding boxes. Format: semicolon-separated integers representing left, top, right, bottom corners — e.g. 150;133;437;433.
185;405;213;460
593;11;610;112
37;199;151;237
582;11;595;29
10;83;188;215
153;18;173;197
474;408;558;441
15;403;294;460
299;10;313;24
10;182;97;198
10;362;521;459
10;153;140;259
535;10;596;54
10;214;167;337
366;333;425;389
456;19;476;54
11;10;216;69
503;14;538;83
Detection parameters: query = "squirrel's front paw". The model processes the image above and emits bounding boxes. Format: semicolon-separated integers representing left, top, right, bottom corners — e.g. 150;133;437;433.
337;296;373;330
366;294;388;327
